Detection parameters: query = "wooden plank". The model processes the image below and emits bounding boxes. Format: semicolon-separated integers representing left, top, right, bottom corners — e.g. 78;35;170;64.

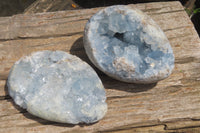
0;1;200;133
23;0;183;15
0;1;184;40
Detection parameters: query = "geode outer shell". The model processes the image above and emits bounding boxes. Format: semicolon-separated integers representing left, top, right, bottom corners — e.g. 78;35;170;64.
83;5;174;83
7;50;107;124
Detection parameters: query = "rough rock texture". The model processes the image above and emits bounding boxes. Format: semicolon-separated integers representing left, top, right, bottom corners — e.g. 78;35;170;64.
7;50;107;124
0;1;200;132
84;5;174;83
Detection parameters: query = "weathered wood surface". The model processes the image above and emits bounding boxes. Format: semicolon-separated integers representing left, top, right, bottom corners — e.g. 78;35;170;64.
0;1;200;133
23;0;173;14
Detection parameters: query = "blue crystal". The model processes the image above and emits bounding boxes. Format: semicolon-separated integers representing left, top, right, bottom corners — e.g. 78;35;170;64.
7;50;107;124
84;5;174;83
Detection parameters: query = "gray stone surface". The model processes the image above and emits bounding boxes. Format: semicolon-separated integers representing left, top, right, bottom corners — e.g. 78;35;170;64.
84;5;174;83
7;50;107;124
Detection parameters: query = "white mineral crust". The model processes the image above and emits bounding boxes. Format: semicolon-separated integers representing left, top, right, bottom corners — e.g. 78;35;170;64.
7;50;107;124
84;5;174;83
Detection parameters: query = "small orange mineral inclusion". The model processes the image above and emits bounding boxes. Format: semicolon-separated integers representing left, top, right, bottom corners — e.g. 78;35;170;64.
72;4;76;8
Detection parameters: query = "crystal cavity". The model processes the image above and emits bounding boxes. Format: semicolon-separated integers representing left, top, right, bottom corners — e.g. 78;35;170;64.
83;5;174;83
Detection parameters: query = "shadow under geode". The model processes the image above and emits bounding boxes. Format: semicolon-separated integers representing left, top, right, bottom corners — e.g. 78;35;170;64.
70;37;157;93
4;80;96;128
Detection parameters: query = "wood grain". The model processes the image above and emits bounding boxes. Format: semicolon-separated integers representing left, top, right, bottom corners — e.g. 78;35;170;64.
0;1;200;133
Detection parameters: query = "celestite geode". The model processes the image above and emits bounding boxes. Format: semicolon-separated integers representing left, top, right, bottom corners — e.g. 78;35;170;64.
83;5;174;83
7;50;107;124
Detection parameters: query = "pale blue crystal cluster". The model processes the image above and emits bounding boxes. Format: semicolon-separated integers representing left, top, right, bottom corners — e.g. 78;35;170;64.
84;5;174;83
7;51;107;124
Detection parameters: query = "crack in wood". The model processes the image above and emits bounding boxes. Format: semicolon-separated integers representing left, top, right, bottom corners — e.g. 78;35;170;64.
99;124;166;132
0;31;84;41
163;26;191;32
0;95;10;100
175;57;200;64
11;18;89;29
149;9;184;15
